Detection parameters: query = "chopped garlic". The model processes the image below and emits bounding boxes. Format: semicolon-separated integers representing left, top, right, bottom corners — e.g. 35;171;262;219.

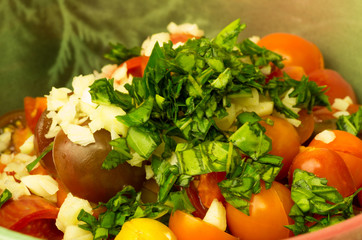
21;175;59;203
333;111;350;118
203;199;227;231
72;74;96;97
0;131;11;152
56;193;93;232
141;32;171;56
0;173;30;200
63;225;93;240
332;96;352;111
19;135;35;154
60;123;95;146
315;130;336;144
167;22;204;37
46;87;72;111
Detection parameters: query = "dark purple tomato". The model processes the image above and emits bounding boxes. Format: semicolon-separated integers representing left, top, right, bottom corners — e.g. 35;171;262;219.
53;129;145;203
33;111;56;175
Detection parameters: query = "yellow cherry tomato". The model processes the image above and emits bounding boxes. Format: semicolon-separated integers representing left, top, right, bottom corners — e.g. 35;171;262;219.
115;218;177;240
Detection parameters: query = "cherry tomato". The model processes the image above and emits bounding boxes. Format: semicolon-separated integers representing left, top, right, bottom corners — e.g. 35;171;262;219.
308;69;357;104
309;130;362;190
12;126;32;153
197;172;226;208
259;116;300;179
257;33;324;74
295;109;315;144
24;97;47;133
289;147;356;197
116;218;177;240
0;195;62;239
53;129;145;203
34;111;56;175
226;181;293;240
169;210;238;240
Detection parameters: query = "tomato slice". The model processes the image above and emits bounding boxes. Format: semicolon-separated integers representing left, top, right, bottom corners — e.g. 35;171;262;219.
226;181;293;240
0;195;62;239
24;97;47;133
169;210;238;240
197;172;226;208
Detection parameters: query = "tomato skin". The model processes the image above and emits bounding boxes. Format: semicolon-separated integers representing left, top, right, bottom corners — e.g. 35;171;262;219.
226;181;293;240
0;195;62;239
169;210;238;240
309;130;362;190
309;130;362;159
34;111;56;176
260;116;300;179
24;97;47;133
308;69;357;105
185;181;208;219
289;147;356;197
53;129;145;203
197;172;226;208
258;33;324;74
295;109;315;144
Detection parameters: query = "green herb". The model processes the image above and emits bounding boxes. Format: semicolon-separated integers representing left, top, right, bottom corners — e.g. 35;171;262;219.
102;138;132;170
26;142;53;172
285;169;359;235
104;43;141;64
336;106;362;135
0;189;12;208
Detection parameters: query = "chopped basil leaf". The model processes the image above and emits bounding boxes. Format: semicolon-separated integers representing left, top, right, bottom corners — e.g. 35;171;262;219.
26;142;53;172
336;106;362;135
104;43;141;64
0;189;12;208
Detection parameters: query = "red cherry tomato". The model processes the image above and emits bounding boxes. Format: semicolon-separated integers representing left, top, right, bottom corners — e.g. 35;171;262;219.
169;210;238;240
185;181;208;219
309;130;362;190
260;116;300;179
0;195;62;239
257;33;324;74
289;147;356;197
24;97;47;133
226;181;293;240
197;172;226;208
308;69;357;105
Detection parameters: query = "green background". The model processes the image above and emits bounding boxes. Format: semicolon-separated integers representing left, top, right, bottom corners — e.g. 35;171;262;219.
0;0;362;239
0;0;361;116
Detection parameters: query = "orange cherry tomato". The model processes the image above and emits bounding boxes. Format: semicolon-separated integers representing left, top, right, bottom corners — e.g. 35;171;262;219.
12;126;33;153
226;181;293;240
289;147;356;197
257;33;324;74
197;172;226;208
24;97;47;133
295;109;315;144
260;116;300;179
169;210;238;240
308;69;357;105
0;195;62;239
313;104;360;122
